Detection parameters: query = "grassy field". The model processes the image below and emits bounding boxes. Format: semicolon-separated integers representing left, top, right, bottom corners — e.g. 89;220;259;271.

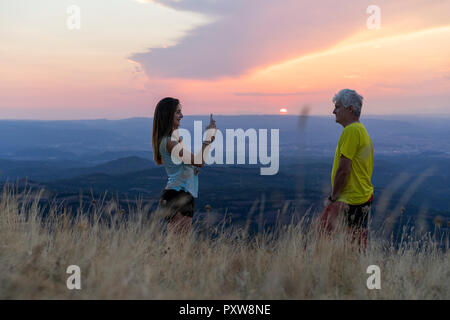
0;184;448;299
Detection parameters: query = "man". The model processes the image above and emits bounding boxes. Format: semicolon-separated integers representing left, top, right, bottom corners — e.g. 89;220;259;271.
319;89;374;248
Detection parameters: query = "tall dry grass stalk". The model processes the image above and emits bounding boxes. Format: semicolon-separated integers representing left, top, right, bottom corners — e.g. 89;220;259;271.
0;184;448;299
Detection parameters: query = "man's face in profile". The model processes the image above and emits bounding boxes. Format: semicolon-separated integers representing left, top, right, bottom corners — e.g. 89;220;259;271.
333;103;353;125
333;103;343;124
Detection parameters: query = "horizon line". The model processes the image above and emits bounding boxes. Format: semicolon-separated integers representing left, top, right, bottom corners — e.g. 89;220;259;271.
1;112;450;121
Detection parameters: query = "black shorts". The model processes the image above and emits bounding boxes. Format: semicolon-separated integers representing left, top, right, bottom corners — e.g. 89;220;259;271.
159;189;195;222
345;195;373;229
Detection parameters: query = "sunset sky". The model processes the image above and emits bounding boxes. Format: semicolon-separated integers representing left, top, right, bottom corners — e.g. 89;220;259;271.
1;0;450;119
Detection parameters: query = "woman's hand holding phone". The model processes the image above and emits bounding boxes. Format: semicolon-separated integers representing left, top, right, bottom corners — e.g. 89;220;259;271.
206;114;216;129
205;113;217;143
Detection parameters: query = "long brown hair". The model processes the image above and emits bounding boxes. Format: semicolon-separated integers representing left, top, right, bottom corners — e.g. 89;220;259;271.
152;97;179;165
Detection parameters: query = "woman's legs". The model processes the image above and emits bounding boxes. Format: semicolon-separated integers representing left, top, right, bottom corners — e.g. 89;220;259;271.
160;189;195;236
167;211;192;235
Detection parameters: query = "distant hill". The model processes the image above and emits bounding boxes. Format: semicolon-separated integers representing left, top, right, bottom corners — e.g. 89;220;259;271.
0;158;89;182
0;156;155;182
73;156;156;176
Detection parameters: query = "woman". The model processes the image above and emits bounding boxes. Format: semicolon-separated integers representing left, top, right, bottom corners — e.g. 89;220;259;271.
152;97;216;234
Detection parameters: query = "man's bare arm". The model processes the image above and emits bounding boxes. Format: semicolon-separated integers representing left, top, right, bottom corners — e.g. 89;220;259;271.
331;155;352;200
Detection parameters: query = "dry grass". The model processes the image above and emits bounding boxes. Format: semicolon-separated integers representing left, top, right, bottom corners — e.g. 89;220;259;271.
0;184;448;299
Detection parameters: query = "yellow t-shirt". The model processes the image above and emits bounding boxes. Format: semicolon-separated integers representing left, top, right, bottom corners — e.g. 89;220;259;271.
331;122;374;205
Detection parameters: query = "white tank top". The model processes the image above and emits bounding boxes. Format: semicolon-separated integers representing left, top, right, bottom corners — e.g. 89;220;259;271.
159;136;198;198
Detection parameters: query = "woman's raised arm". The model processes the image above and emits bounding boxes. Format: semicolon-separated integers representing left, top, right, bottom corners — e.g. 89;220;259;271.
167;114;217;167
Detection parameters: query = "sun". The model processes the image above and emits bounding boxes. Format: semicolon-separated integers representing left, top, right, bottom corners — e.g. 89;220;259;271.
279;108;288;114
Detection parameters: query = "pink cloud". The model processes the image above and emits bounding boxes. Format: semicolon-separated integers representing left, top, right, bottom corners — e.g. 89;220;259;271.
130;0;450;80
130;0;367;79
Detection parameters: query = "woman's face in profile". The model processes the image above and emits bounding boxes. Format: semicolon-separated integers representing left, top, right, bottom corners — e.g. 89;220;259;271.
173;104;183;130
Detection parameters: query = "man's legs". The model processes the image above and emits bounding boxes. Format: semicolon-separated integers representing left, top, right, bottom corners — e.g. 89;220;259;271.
346;202;371;250
318;201;369;250
347;226;367;250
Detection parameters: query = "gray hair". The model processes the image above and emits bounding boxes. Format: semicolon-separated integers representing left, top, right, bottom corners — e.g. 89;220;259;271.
332;89;363;117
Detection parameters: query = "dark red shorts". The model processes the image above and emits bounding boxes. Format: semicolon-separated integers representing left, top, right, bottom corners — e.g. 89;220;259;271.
159;189;195;222
345;194;373;229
